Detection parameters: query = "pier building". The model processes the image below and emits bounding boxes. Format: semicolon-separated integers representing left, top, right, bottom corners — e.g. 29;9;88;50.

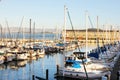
61;28;120;43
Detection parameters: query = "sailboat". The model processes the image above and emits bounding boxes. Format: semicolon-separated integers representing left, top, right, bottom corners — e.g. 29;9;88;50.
87;17;119;66
55;6;111;80
0;55;4;64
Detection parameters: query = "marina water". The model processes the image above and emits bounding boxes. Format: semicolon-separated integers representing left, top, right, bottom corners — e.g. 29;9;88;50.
0;33;96;80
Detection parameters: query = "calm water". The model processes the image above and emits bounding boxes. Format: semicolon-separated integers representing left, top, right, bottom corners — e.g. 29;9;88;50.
1;33;61;40
0;46;96;80
0;33;98;80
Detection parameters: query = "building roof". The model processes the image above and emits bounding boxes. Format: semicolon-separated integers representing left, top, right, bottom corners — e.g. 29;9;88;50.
66;28;118;32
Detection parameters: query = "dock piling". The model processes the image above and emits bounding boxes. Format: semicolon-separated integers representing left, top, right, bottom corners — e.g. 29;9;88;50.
57;65;59;75
32;75;35;80
117;71;120;80
46;69;48;80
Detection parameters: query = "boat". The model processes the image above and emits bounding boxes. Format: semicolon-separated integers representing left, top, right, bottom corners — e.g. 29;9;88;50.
8;60;27;70
27;50;36;57
36;48;45;58
57;51;111;79
61;42;120;79
55;6;112;80
32;43;45;56
16;52;28;60
8;49;28;61
4;53;15;62
0;55;4;64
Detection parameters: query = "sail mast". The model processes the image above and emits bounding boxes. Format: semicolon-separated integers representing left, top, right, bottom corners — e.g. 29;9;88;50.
62;5;67;76
85;11;88;59
63;5;66;43
33;22;35;43
0;24;2;41
97;16;99;37
30;19;31;43
97;16;99;50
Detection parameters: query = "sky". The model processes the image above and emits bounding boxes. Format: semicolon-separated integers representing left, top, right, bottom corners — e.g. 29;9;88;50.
0;0;120;29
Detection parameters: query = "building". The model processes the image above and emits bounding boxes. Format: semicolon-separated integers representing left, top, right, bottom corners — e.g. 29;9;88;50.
62;28;120;43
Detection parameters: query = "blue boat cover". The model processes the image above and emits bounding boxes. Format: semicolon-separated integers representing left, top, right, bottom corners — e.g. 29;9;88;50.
56;43;64;47
72;62;81;68
88;52;99;59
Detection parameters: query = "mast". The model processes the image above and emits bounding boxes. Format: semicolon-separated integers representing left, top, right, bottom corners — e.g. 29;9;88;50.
105;24;108;44
22;24;24;44
30;19;32;43
96;16;100;53
96;16;102;60
118;26;120;41
0;24;2;41
63;5;66;43
85;11;88;59
62;5;67;76
42;27;45;42
108;25;110;44
97;16;99;38
55;25;58;41
33;22;35;43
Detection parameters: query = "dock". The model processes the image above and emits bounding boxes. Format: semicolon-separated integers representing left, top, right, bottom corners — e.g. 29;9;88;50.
110;53;120;80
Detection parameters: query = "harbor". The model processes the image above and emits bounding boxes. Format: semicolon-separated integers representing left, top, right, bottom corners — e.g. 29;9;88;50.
0;0;120;80
0;37;88;80
0;33;120;80
0;22;120;80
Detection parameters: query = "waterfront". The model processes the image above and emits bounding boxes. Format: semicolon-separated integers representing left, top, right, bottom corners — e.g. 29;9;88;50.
0;0;120;80
0;31;118;80
0;44;95;80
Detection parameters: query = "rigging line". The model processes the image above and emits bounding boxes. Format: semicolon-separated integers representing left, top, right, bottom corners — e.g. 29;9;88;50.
88;15;98;45
66;8;89;80
16;17;24;41
88;16;102;53
88;15;97;38
88;16;94;28
66;8;80;51
88;15;97;39
5;19;12;39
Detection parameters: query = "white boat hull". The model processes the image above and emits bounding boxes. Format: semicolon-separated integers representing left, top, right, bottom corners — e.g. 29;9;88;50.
0;56;4;64
16;53;28;60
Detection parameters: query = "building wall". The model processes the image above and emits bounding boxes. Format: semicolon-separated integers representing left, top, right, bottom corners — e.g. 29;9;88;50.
62;29;120;43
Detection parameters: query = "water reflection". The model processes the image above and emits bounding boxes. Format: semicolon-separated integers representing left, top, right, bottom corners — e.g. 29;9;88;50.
8;60;27;70
0;45;96;80
0;64;5;70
